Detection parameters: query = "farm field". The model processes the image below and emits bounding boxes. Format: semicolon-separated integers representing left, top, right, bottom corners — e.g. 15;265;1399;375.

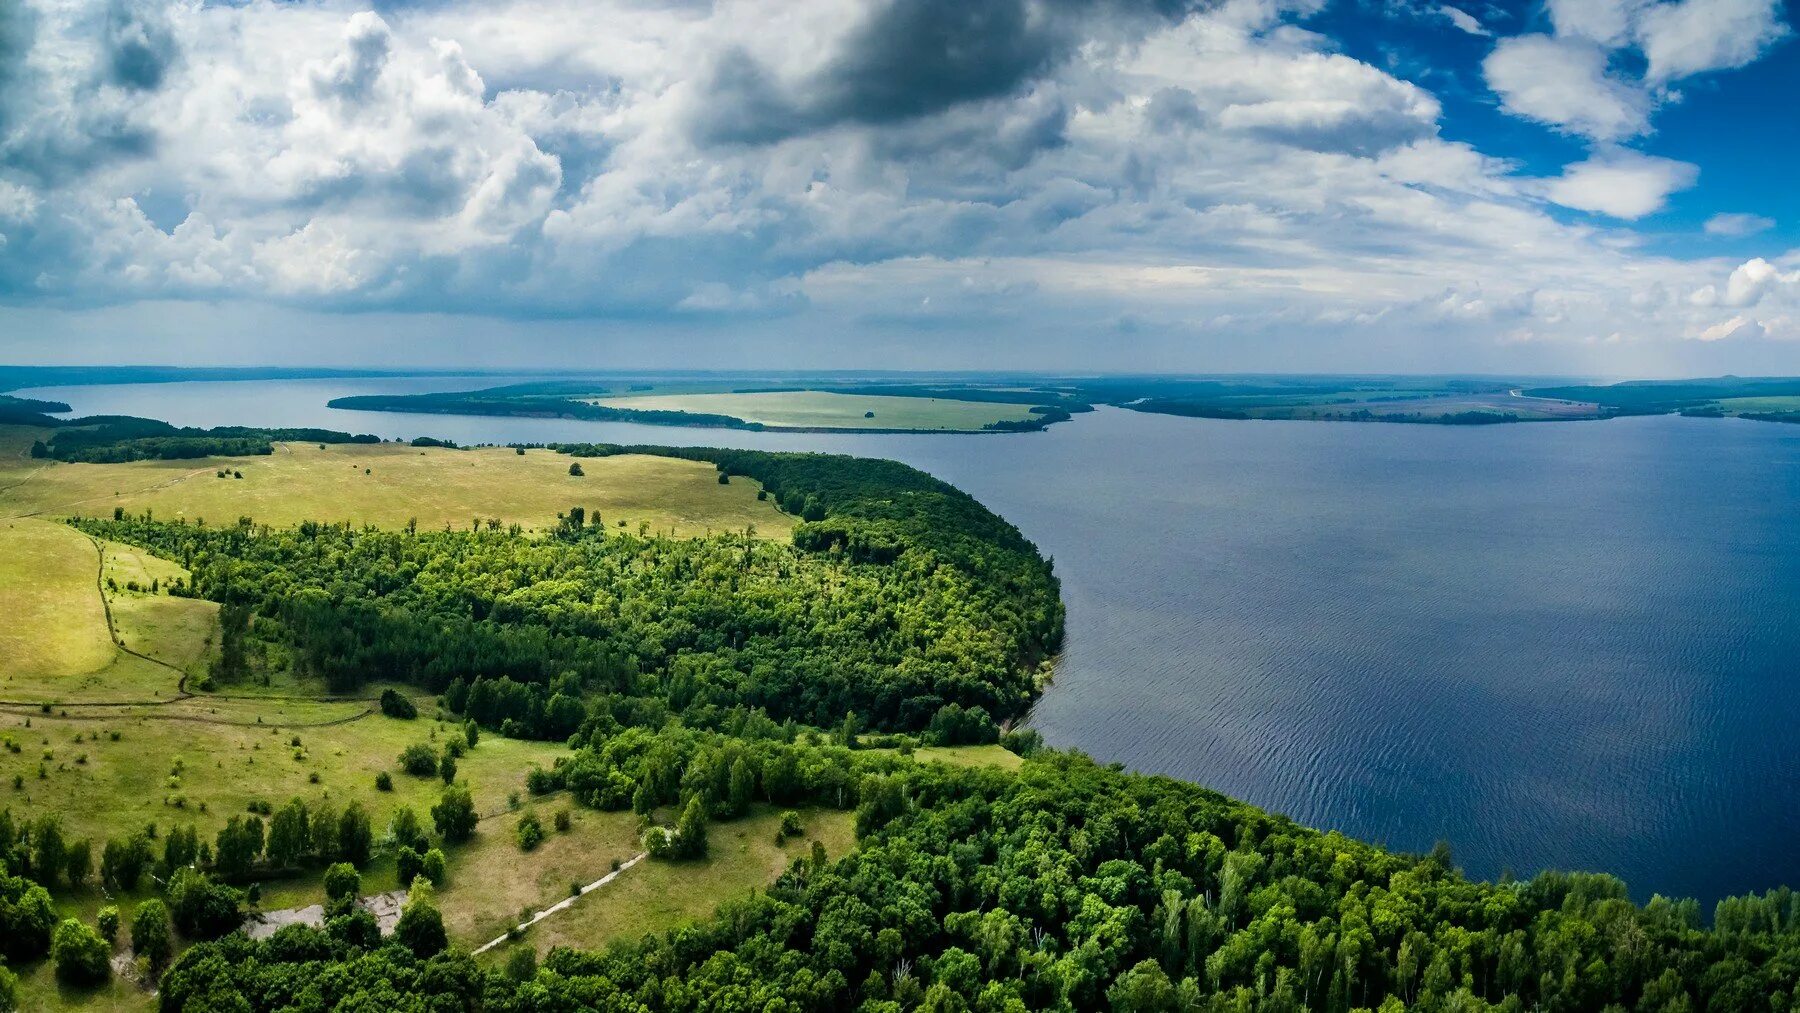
590;390;1043;430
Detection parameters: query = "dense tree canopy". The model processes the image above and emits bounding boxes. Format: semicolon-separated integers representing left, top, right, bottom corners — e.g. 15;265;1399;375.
73;446;1061;733
158;739;1800;1012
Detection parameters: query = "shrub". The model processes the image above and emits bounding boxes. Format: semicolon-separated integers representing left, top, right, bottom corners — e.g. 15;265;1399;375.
166;868;242;940
568;462;584;476
375;771;393;791
52;918;111;985
553;809;572;833
395;847;423;888
394;897;447;958
130;899;173;969
379;689;417;720
338;803;373;867
516;812;544;851
398;743;438;777
421;848;446;886
96;905;120;943
389;806;428;854
323;862;360;902
0;874;55;964
432;784;477;843
779;811;804;839
438;752;457;785
673;795;708;859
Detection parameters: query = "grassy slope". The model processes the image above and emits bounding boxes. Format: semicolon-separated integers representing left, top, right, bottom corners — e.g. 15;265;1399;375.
0;425;831;1008
591;391;1042;431
0;520;115;681
0;706;562;850
0;432;791;539
477;806;857;965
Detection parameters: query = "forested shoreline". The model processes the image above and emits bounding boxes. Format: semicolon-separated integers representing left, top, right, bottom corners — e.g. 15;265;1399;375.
12;430;1800;1011
70;444;1063;734
156;739;1800;1011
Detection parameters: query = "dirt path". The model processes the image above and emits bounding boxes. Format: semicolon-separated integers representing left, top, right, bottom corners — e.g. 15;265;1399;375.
470;851;648;956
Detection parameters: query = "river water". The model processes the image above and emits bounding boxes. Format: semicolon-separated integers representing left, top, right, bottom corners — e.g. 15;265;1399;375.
22;375;1800;907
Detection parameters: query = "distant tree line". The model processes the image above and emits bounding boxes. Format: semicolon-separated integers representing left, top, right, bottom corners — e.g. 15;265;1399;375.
29;416;382;463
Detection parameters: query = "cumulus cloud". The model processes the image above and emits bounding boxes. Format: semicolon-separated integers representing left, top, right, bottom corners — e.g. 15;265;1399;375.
1482;35;1651;141
1541;150;1698;218
1636;0;1789;81
0;0;1791;369
1491;0;1788;144
1690;258;1800;308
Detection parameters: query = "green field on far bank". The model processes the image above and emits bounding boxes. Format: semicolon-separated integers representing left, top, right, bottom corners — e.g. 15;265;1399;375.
590;390;1044;431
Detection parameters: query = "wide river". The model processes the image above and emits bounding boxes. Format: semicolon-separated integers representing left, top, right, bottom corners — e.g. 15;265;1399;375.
22;376;1800;907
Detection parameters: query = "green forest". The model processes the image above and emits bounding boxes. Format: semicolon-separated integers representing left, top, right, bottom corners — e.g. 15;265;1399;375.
4;433;1799;1012
150;736;1800;1011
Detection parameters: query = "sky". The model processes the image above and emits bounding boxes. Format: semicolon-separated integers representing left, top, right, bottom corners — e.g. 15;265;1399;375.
0;0;1796;376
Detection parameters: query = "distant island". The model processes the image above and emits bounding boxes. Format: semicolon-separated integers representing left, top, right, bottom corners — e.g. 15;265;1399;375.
322;374;1800;433
327;381;1084;434
12;369;1800;435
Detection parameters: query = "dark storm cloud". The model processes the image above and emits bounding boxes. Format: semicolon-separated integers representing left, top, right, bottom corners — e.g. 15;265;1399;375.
0;3;38;135
0;0;172;182
692;0;1205;145
105;0;179;90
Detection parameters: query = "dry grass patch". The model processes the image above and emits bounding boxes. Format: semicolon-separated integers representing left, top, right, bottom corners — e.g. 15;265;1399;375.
483;806;855;963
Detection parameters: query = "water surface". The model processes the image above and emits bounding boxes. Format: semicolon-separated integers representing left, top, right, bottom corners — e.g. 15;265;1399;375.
22;377;1800;907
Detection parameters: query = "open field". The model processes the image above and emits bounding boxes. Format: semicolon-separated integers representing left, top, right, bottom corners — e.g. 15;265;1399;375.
0;422;885;1007
0;519;216;701
0;520;115;681
477;805;856;964
0;703;565;846
1272;391;1602;422
0;429;791;539
1714;396;1800;415
591;390;1043;431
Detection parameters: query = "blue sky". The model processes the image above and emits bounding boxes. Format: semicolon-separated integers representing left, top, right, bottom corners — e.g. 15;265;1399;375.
1319;0;1797;255
0;0;1795;375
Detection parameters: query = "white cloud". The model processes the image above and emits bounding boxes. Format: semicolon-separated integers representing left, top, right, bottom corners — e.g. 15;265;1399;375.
1637;0;1789;81
1542;150;1698;218
1482;35;1651;141
1547;0;1646;46
1694;313;1757;340
0;0;1790;371
1436;5;1491;36
1703;212;1775;236
1715;258;1800;306
1495;0;1789;147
